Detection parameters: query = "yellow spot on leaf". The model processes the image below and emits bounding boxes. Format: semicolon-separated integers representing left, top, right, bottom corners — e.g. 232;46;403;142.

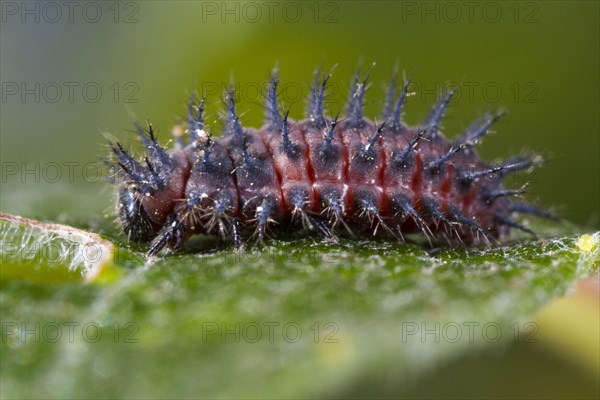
577;234;598;253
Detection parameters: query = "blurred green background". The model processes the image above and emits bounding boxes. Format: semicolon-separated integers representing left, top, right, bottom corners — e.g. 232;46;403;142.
1;0;598;227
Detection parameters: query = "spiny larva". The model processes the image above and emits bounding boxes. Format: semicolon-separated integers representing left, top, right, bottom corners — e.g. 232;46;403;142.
108;66;556;257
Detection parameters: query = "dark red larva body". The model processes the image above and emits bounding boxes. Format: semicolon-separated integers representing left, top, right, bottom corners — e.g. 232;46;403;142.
111;67;553;256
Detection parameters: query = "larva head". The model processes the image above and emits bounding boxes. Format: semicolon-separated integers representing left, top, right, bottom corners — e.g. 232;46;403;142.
110;124;192;245
117;186;159;242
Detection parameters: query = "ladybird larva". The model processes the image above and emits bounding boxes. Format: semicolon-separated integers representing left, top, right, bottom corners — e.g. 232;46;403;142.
109;66;556;257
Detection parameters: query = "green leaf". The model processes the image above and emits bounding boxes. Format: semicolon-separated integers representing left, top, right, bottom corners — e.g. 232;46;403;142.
0;213;598;398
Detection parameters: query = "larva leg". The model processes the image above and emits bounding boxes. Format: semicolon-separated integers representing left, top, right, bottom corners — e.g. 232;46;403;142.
147;218;184;258
254;197;277;242
307;214;338;242
231;218;243;251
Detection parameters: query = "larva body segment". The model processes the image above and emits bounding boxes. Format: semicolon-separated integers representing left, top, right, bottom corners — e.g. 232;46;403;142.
262;115;316;222
180;137;238;239
110;66;554;257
